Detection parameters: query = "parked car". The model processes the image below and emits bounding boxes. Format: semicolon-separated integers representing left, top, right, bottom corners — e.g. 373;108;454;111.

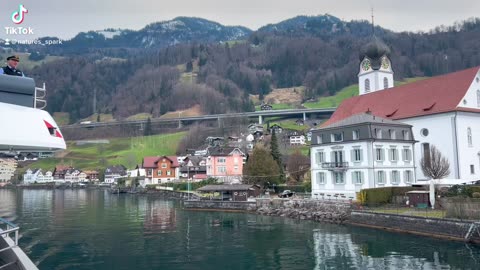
278;190;295;198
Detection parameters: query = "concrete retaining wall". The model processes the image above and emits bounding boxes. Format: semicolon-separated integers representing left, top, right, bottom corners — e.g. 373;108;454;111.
145;190;199;200
349;211;480;243
184;200;256;211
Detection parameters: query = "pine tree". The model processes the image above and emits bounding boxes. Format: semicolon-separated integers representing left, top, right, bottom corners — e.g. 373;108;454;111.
270;130;285;182
243;145;280;187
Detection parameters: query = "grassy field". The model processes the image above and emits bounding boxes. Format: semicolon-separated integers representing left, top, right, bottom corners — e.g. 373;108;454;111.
267;120;311;132
24;132;186;172
255;103;295;111
304;77;428;109
53;112;70;126
126;113;152;121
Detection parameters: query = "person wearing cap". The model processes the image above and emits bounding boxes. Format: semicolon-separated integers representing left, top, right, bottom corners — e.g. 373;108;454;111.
0;55;25;77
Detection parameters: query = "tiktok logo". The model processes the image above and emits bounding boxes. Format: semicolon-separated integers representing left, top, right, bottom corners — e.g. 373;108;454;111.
11;4;28;24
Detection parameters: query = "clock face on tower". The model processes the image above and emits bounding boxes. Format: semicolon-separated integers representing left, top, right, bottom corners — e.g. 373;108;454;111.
362;59;371;71
381;57;390;69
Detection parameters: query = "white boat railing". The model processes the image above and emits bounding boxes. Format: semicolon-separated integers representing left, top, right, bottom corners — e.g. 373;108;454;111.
34;83;47;110
0;217;19;249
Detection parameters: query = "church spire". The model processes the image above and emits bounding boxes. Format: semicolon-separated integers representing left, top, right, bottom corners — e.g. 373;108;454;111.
371;7;375;36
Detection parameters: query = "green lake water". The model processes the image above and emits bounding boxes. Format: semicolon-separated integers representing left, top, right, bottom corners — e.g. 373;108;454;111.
1;189;479;270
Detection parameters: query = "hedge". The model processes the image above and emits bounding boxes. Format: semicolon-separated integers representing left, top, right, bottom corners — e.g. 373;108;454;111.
357;186;417;205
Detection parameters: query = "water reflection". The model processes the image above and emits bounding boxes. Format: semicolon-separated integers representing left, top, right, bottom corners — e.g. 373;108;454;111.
313;226;480;269
0;189;479;270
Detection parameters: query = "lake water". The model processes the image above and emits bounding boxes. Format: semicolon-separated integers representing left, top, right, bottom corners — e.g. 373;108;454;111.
1;189;479;270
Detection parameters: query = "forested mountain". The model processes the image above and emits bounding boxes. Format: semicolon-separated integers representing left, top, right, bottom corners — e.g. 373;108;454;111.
14;15;480;122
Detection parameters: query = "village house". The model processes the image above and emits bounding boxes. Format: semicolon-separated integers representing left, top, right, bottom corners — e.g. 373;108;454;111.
310;113;416;200
23;169;54;184
284;130;306;146
206;146;245;183
269;124;283;134
104;165;127;184
84;170;100;182
53;165;72;180
143;156;180;184
64;169;87;182
0;155;17;184
180;156;207;181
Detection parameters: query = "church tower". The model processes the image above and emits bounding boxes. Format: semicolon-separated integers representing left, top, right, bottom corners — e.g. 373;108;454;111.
358;37;394;95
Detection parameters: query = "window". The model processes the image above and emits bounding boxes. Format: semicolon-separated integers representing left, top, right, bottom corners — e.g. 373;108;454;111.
377;171;386;184
468;128;473;147
376;148;384;161
471;165;475;174
161;163;167;169
218;158;226;163
234;166;238;171
477;90;480;107
317;135;323;144
403;149;412;162
234;157;239;164
402;130;410;140
384;77;389;89
421;128;429;137
352;149;362;162
333;172;344;184
375;128;382;139
391;171;400;184
352;171;363;185
390;148;398;162
166;170;171;176
404;171;413;183
317;172;325;184
332;151;344;164
157;170;162;176
332;133;343;142
218;166;226;173
422;143;431;163
365;79;370;92
353;130;360;140
388;129;396;139
315;151;325;164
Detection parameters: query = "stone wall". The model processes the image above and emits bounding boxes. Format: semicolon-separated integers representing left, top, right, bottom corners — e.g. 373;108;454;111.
184;200;256;211
349;211;480;243
255;199;351;224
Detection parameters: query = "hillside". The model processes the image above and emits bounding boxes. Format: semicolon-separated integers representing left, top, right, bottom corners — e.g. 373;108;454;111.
10;16;480;122
22;133;186;172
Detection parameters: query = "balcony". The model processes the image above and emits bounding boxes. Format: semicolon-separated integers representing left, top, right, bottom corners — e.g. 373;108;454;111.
321;162;349;171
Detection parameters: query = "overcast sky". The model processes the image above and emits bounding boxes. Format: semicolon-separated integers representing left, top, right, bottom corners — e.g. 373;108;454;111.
1;0;479;39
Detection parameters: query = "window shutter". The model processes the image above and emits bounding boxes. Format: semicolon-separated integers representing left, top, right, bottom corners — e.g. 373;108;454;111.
360;171;364;184
315;152;320;164
350;150;355;162
351;171;355;184
330;152;334;163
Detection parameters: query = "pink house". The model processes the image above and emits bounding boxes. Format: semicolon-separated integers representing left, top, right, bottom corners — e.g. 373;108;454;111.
206;147;245;183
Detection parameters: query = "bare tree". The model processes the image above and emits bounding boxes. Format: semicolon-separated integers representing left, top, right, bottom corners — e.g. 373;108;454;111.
286;150;310;183
420;145;450;179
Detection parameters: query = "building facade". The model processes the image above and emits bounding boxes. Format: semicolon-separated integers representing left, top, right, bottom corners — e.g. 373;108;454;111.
23;169;54;184
311;113;416;199
206;146;245;183
0;157;17;184
143;156;180;184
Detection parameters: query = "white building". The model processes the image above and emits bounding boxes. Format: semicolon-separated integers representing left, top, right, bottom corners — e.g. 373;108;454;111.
323;38;480;183
0;157;17;184
289;135;306;145
23;168;54;184
358;37;394;95
64;169;87;183
311;113;416;199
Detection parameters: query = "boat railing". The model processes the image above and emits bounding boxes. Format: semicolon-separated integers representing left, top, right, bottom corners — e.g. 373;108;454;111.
34;83;47;110
0;217;19;248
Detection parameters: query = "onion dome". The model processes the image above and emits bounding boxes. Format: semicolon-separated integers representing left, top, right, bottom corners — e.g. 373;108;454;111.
359;37;390;70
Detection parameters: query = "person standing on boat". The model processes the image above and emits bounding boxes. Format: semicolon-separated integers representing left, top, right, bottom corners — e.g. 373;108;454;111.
0;55;25;77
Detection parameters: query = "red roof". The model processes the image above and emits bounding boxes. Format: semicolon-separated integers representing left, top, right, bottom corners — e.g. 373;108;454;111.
323;67;480;126
143;156;179;168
